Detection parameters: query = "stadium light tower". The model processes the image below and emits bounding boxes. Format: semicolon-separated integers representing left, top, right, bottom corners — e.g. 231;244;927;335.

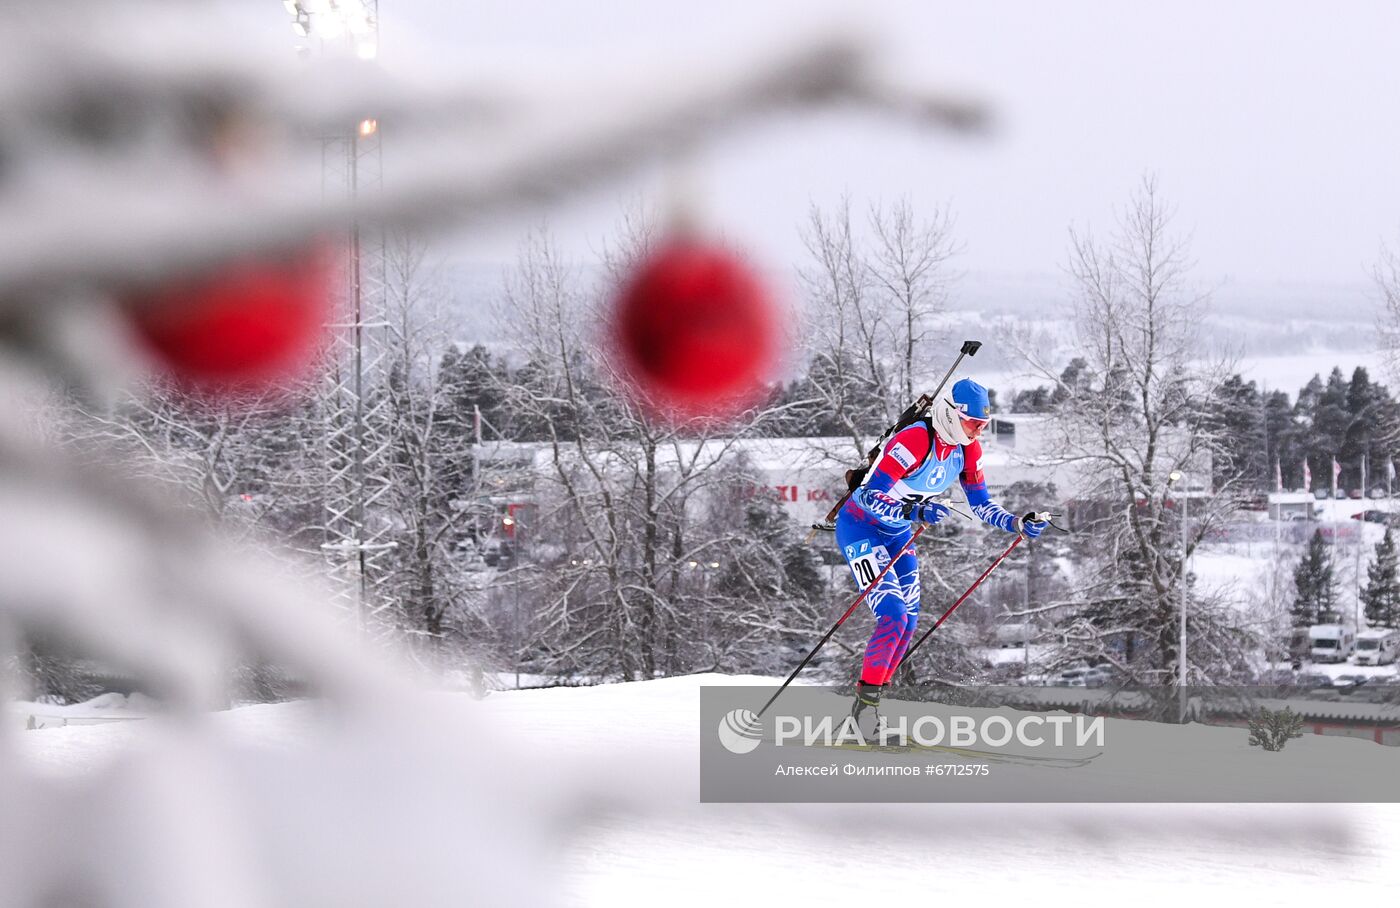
284;0;378;59
283;0;395;634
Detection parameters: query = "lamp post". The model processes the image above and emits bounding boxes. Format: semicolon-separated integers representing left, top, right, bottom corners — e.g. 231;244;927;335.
1169;469;1188;723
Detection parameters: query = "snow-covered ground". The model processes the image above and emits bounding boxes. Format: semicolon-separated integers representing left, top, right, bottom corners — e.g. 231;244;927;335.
1237;350;1388;396
8;692;157;730
974;296;1387;405
15;674;1398;905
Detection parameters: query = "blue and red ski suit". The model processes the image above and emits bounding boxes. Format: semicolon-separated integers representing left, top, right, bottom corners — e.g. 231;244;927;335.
836;420;1021;685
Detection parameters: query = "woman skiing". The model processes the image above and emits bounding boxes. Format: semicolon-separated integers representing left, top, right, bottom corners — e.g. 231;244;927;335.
836;377;1046;733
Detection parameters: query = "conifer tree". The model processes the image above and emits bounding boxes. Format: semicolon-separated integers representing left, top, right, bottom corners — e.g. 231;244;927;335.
1362;528;1400;629
1262;390;1298;488
1292;529;1337;625
1207;374;1266;490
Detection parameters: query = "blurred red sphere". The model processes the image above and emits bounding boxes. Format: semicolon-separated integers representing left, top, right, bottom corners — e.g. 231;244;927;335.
610;240;779;421
126;245;337;392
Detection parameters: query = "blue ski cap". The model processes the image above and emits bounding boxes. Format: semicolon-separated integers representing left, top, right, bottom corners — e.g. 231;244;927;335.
951;378;991;422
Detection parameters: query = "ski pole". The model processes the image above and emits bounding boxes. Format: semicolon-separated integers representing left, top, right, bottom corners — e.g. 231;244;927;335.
756;525;926;718
806;339;982;541
892;528;1029;674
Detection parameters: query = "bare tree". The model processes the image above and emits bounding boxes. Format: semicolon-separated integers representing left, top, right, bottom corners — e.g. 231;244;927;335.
867;197;960;405
796;197;959;456
378;229;479;656
1015;176;1254;702
490;219;826;680
1374;235;1400;384
60;379;318;535
797;196;887;454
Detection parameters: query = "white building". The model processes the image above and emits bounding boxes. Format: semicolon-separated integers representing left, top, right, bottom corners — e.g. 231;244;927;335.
1268;492;1315;521
472;416;1100;528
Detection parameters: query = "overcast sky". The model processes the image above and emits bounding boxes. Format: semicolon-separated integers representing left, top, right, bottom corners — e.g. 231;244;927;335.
256;1;1400;297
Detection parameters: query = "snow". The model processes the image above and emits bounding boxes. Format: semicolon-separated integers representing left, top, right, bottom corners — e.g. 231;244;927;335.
1191;548;1277;594
9;692;159;730
977;643;1055;666
15;674;1399;905
1237;350;1390;395
500;677;1400;906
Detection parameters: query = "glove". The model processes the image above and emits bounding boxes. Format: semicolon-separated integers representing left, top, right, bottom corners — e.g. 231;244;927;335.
1016;511;1049;540
900;501;950;524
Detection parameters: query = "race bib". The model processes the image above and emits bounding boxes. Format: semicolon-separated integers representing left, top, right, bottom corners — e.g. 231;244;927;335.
849;545;890;588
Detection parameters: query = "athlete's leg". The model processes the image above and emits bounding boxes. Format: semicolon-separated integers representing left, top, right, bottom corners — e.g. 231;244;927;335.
834;513;915;686
881;547;922;684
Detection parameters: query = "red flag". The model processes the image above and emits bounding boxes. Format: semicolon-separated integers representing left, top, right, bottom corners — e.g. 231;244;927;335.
1331;457;1341;496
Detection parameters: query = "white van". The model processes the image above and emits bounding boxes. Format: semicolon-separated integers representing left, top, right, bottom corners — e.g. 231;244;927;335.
1308;624;1355;663
1353;628;1400;666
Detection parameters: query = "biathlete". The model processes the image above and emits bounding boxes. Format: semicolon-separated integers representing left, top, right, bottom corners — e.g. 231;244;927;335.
836;378;1047;733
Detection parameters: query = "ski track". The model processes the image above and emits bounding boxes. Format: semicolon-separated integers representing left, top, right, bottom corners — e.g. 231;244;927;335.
15;674;1399;905
479;676;1396;906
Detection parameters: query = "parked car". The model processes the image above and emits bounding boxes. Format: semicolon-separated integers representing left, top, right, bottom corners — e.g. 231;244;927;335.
1294;672;1333;689
1083;666;1116;688
1051;668;1089;687
1368;488;1388;500
1332;673;1370;691
1349;489;1364;500
1352;685;1399;704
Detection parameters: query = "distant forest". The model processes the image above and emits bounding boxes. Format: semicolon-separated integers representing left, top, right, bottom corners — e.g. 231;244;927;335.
1010;361;1399;495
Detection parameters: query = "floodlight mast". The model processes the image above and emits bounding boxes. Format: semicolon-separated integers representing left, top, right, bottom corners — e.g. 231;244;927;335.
284;0;378;59
283;0;393;635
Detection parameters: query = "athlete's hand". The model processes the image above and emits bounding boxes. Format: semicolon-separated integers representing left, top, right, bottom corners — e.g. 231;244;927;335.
901;501;950;524
1016;511;1050;540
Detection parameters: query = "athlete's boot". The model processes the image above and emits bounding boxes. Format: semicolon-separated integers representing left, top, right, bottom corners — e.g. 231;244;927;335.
850;681;883;743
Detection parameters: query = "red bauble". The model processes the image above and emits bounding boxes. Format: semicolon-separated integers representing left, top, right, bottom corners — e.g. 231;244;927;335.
610;240;779;421
126;245;337;391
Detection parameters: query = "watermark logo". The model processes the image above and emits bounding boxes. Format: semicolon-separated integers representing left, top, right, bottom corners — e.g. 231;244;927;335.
774;713;1104;749
717;707;763;754
702;685;1398;804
